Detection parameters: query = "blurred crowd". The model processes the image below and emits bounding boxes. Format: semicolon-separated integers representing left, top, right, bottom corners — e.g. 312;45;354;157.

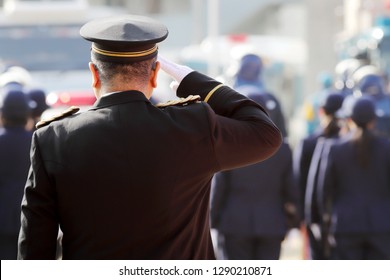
0;66;50;259
293;49;390;260
1;45;390;260
211;51;390;260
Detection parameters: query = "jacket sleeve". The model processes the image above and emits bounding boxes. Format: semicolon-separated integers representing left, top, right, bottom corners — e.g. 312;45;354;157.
18;132;59;260
177;71;282;171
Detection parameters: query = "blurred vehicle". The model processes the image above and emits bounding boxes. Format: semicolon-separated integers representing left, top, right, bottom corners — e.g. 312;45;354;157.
41;89;96;120
0;23;91;90
0;0;120;93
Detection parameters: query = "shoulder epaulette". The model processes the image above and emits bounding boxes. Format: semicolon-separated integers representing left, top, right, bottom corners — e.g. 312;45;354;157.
36;106;80;129
156;95;201;108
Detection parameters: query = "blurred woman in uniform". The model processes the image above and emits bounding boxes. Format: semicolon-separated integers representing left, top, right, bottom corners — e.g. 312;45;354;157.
321;96;390;259
293;92;345;259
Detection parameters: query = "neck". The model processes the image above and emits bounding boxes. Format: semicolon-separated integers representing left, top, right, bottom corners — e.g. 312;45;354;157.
96;83;150;99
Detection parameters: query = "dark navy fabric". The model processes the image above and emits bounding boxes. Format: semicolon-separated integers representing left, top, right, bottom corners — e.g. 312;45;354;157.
211;141;300;259
0;127;32;259
321;135;390;259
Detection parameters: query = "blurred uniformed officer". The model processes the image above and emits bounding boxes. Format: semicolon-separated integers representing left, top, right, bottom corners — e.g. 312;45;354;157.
321;97;390;259
26;88;50;131
211;93;300;260
17;15;282;260
293;92;344;259
0;89;32;259
233;54;288;138
356;73;390;138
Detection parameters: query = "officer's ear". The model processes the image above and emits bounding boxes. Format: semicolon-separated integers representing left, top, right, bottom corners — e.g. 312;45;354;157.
89;62;101;89
150;61;160;88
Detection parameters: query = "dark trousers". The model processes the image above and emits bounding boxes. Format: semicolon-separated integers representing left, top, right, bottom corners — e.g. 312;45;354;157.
220;234;283;260
334;233;390;259
0;233;18;260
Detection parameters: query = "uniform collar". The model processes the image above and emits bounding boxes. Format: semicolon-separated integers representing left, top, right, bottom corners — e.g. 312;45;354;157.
91;90;150;110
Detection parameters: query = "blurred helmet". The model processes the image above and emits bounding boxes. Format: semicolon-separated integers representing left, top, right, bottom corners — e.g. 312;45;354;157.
357;73;386;97
352;65;380;86
0;66;32;88
0;88;31;122
334;59;361;94
335;59;361;81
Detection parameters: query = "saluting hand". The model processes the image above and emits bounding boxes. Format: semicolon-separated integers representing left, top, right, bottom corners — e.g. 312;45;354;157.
157;55;194;94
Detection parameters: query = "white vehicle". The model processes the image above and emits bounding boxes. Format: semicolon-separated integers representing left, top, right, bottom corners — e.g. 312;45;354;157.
0;0;119;93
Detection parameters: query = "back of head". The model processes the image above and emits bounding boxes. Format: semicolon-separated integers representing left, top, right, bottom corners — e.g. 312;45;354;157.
321;92;344;116
351;96;376;128
350;96;377;168
235;54;263;84
80;15;168;86
357;73;386;98
318;92;344;137
27;88;49;118
0;88;31;126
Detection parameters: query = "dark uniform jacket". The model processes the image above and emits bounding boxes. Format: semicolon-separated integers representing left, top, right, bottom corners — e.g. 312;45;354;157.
321;135;390;234
18;71;282;260
0;127;32;259
293;129;339;222
210;141;299;237
0;127;32;235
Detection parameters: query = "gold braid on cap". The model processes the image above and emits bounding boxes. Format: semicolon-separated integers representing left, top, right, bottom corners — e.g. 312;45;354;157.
92;45;158;58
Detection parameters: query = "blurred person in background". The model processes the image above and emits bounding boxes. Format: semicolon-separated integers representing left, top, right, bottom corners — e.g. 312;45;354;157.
293;92;345;259
0;88;33;259
320;96;390;259
232;53;287;138
355;73;390;138
303;72;334;135
210;93;300;260
26;88;50;131
0;66;33;130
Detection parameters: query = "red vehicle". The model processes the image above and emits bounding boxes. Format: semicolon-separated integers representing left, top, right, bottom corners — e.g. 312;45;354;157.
42;89;96;119
46;89;96;108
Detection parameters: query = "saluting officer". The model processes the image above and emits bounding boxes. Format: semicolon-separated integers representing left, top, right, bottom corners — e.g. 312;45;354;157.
17;15;282;260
